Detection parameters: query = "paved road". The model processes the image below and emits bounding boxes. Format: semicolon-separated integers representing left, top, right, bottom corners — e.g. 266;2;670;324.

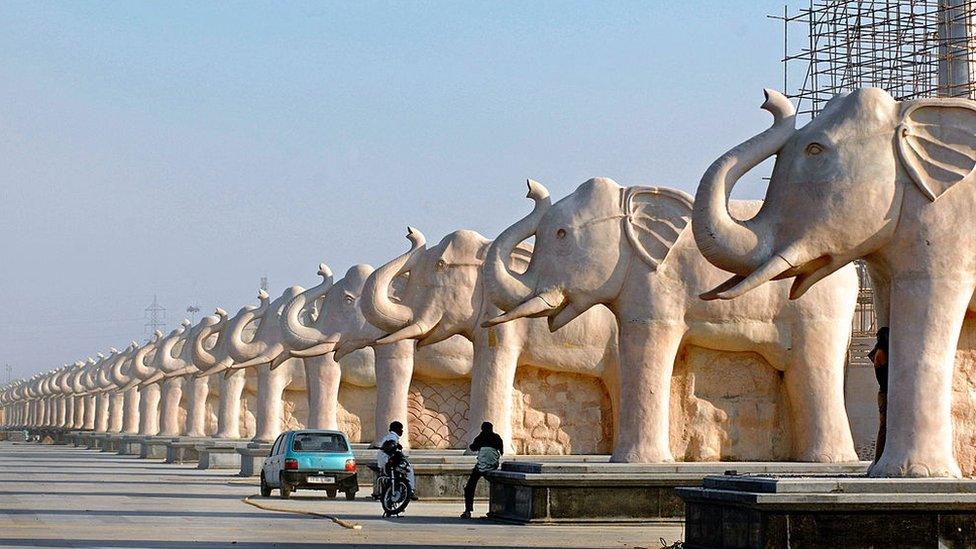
0;441;682;548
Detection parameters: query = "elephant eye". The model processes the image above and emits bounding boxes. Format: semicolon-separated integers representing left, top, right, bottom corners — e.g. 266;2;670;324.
556;228;567;239
436;259;446;269
805;143;825;156
344;294;355;304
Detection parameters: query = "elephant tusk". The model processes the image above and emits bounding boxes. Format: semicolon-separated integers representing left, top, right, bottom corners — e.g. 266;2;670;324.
703;255;792;301
138;371;165;389
269;351;290;371
290;341;338;358
375;322;427;345
482;293;562;328
196;357;232;378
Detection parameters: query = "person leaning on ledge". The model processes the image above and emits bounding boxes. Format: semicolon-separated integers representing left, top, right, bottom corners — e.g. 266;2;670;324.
460;422;503;519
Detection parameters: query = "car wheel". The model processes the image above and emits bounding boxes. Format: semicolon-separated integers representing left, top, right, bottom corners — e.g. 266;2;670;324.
345;490;356;501
326;489;337;499
260;472;271;498
279;475;292;499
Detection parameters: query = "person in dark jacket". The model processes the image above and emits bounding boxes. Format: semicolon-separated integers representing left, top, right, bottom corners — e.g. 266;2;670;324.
460;422;504;518
867;327;889;462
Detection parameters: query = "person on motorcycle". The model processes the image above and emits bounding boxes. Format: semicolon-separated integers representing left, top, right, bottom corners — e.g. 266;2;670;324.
375;421;416;498
460;421;504;519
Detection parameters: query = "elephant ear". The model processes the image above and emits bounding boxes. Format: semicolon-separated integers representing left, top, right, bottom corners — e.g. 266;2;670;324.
623;186;693;270
897;99;976;202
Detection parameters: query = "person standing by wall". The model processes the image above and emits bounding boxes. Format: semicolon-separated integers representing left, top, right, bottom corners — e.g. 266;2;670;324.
867;327;889;462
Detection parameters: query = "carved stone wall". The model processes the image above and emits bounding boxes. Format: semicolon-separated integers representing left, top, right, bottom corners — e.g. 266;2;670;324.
669;346;793;461
281;388;308;432
407;378;470;449
950;313;976;476
511;366;614;455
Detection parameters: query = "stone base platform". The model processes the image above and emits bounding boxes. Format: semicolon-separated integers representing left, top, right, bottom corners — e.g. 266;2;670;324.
676;475;976;549
2;430;27;442
237;443;273;477
138;436;172;459
101;434;124;452
87;433;110;450
72;431;93;447
118;435;151;455
487;461;870;524
165;437;208;463
196;440;249;469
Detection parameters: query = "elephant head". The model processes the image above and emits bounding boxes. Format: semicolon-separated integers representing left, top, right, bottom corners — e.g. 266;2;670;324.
692;88;976;300
124;334;161;389
483;178;692;331
279;263;339;356
182;308;229;377
280;264;382;361
138;320;191;387
365;227;504;347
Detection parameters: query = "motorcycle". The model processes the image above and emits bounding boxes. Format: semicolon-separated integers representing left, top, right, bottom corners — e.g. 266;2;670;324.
376;440;413;517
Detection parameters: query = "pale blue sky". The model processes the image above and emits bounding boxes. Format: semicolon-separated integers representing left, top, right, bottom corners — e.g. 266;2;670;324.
1;1;793;380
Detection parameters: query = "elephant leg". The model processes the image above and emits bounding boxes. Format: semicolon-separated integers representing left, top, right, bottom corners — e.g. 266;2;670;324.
83;395;96;429
467;326;520;453
95;394;110;432
305;355;341;430
159;378;184;436
784;319;858;462
108;393;124;432
138;384;161;436
214;370;246;439
612;321;682;463
871;276;973;478
253;367;290;443
184;377;210;437
373;341;414;448
122;389;140;434
601;355;623;454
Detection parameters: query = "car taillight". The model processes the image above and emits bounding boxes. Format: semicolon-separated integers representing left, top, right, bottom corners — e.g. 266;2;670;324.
345;459;356;472
284;458;298;470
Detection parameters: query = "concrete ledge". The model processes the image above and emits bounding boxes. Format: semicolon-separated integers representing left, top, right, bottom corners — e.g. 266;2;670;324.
87;433;110;450
487;461;870;524
101;434;124;452
196;441;248;469
138;436;171;459
677;475;976;548
165;438;208;463
237;443;272;477
117;435;145;455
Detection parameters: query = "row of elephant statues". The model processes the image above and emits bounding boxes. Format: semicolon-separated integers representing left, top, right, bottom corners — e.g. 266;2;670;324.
4;89;976;478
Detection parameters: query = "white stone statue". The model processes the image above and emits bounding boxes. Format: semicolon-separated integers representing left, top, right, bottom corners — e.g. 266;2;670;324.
363;226;620;454
482;179;859;463
692;88;976;477
282;262;468;447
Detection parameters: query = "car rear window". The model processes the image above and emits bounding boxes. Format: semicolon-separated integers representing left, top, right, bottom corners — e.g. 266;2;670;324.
292;433;348;453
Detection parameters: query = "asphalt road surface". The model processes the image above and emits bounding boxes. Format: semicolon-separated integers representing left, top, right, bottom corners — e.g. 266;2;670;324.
0;441;682;548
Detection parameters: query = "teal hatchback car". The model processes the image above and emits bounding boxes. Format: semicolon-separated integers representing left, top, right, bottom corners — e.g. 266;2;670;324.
260;430;357;500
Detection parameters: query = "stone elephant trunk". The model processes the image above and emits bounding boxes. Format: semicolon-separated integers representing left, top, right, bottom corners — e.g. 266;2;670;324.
692;89;803;300
484;180;551;311
362;227;425;333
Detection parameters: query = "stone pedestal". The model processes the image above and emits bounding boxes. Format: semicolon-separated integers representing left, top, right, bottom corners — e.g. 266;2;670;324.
72;431;92;447
165;438;207;463
101;434;123;452
237;443;273;477
676;475;976;549
88;433;110;450
117;435;145;455
196;441;248;469
138;436;171;459
3;430;27;442
488;461;869;524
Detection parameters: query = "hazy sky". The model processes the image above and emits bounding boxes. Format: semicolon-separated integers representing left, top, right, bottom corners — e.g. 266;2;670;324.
1;1;793;381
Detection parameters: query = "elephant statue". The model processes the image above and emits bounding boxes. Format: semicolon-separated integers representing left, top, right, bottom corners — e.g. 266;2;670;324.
125;337;165;436
482;178;859;463
692;88;976;478
198;288;313;442
364;226;619;455
185;308;255;439
146;321;192;437
282;262;468;448
108;343;142;434
147;317;215;438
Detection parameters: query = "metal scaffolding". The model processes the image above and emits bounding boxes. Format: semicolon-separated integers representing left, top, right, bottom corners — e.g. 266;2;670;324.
775;0;976;119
